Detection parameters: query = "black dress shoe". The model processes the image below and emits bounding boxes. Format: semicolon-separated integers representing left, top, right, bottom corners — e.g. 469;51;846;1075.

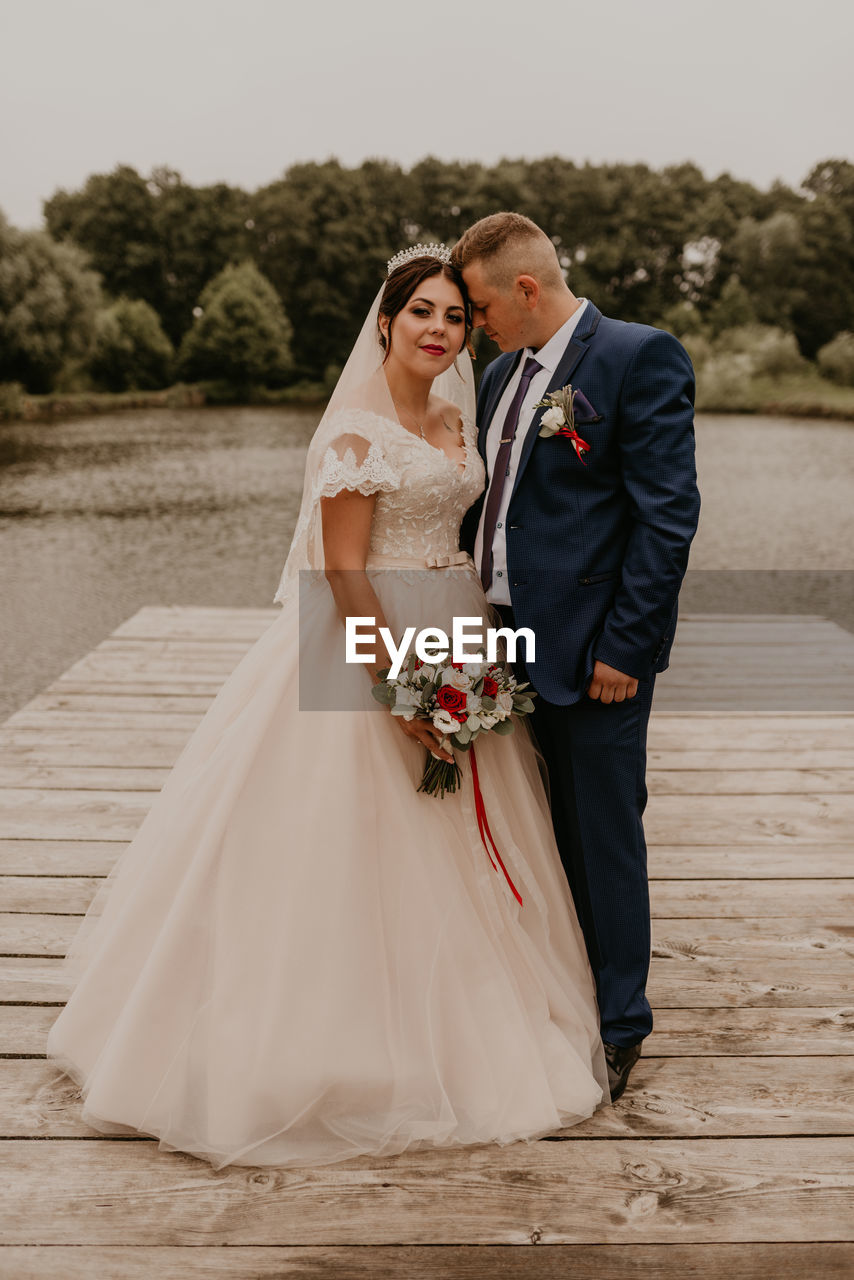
603;1041;642;1102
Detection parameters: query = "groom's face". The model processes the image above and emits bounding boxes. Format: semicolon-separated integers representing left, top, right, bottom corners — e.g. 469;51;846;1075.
461;261;530;353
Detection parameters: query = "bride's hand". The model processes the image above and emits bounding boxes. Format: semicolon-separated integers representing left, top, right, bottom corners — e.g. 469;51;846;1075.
396;716;455;763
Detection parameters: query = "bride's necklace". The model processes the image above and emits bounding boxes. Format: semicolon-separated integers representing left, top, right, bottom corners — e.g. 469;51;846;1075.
394;401;454;441
393;401;429;441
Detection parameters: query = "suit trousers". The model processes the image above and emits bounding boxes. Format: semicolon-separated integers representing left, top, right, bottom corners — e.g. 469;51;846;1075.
497;604;655;1047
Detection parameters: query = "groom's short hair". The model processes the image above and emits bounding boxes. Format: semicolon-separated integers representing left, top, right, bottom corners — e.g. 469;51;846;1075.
451;213;565;292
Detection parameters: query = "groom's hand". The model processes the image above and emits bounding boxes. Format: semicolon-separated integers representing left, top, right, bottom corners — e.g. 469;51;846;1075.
587;661;638;704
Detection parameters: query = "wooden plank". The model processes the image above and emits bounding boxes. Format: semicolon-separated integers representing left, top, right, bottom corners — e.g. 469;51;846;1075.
2;710;204;731
3;788;852;846
18;692;216;715
3;841;848;882
53;680;228;697
646;1008;854;1056
113;605;275;635
1;1243;852;1280
0;766;169;791
644;793;854;843
1;877;102;913
5;871;854;921
648;769;854;794
649;749;854;769
0;1138;851;1244
647;719;854;750
4;915;851;964
646;958;854;1008
648;844;853;879
0;959;71;999
649;879;854;919
651;918;854;960
6;875;854;919
0;841;125;875
4;1057;852;1142
0;789;152;840
0;914;78;956
6;839;849;880
0;732;187;768
653;692;854;713
4;1005;853;1059
3;954;850;1009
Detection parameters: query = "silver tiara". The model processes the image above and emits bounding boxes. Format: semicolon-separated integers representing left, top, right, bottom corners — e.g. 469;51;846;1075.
386;243;452;276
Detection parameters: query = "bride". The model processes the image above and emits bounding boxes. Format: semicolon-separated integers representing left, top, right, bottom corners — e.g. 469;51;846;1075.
46;245;608;1169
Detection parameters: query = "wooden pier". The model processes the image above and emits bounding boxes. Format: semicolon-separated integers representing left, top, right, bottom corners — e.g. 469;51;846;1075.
1;608;853;1277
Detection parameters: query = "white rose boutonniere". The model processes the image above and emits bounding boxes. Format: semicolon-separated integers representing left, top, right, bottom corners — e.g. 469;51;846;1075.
536;384;592;464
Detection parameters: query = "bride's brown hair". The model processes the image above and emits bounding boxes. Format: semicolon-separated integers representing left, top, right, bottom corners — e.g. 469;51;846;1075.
378;257;473;359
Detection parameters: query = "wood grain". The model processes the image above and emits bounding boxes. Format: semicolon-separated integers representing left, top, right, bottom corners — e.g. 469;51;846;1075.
4;1057;851;1142
0;1137;851;1245
4;1005;854;1059
1;1243;852;1280
3;954;850;1009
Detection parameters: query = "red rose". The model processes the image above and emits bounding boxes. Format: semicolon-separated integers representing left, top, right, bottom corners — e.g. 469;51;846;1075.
481;676;498;699
436;684;468;722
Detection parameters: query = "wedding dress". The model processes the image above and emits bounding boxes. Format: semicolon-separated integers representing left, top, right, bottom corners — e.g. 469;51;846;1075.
46;283;608;1171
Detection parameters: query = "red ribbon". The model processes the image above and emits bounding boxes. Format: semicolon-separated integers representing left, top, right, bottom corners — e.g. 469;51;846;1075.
556;427;590;464
469;744;523;907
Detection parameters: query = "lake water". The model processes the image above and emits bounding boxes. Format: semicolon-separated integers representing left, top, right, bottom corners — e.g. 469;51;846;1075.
1;407;852;723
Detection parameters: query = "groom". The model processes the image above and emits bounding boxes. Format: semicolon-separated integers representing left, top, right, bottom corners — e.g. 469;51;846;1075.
452;214;700;1101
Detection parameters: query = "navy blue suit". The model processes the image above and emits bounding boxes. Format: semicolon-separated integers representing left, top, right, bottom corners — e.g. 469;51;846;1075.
462;301;700;1046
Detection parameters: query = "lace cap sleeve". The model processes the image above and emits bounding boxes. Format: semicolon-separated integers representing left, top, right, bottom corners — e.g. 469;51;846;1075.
312;414;401;500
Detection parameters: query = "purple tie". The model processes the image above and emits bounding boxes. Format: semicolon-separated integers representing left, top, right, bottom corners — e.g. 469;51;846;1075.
479;355;542;592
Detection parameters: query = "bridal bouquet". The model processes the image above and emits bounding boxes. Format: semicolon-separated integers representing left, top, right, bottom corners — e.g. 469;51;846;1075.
371;653;536;797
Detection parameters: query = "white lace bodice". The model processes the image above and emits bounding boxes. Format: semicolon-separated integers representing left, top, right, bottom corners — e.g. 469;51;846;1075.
315;409;485;560
274;408;485;603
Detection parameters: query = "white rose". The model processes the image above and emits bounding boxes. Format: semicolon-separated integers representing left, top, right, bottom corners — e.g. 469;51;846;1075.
496;691;515;718
442;667;472;691
390;687;422;719
540;406;565;436
463;660;487;679
432;709;458;734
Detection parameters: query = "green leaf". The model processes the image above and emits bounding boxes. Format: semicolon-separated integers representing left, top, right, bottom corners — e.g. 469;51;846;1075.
492;718;515;736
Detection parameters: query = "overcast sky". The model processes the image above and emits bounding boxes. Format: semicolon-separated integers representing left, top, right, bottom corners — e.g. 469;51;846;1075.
1;0;851;228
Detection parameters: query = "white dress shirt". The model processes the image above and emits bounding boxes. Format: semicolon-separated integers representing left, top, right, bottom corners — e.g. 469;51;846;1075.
475;300;589;605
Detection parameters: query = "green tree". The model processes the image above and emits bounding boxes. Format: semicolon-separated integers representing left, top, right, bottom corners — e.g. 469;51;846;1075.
89;298;174;391
706;275;758;336
250;160;410;378
147;167;253;343
790;165;854;357
817;331;854;385
44;166;161;312
0;212;102;392
178;261;293;390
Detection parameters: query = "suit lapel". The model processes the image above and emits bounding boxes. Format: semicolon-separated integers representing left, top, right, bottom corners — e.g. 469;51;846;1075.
478;352;522;455
510;302;602;501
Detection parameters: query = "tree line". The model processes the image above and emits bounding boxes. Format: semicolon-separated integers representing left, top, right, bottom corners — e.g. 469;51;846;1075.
1;156;854;398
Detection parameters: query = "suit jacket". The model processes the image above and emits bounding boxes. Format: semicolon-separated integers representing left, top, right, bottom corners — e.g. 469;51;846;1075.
461;301;701;704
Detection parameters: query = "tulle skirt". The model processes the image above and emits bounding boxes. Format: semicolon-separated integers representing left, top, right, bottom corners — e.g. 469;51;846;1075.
46;558;608;1168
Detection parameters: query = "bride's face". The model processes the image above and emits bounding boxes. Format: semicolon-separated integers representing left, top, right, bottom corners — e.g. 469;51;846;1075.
381;275;467;379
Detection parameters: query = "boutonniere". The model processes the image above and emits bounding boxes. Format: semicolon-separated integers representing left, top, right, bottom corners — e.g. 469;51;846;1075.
535;384;595;464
